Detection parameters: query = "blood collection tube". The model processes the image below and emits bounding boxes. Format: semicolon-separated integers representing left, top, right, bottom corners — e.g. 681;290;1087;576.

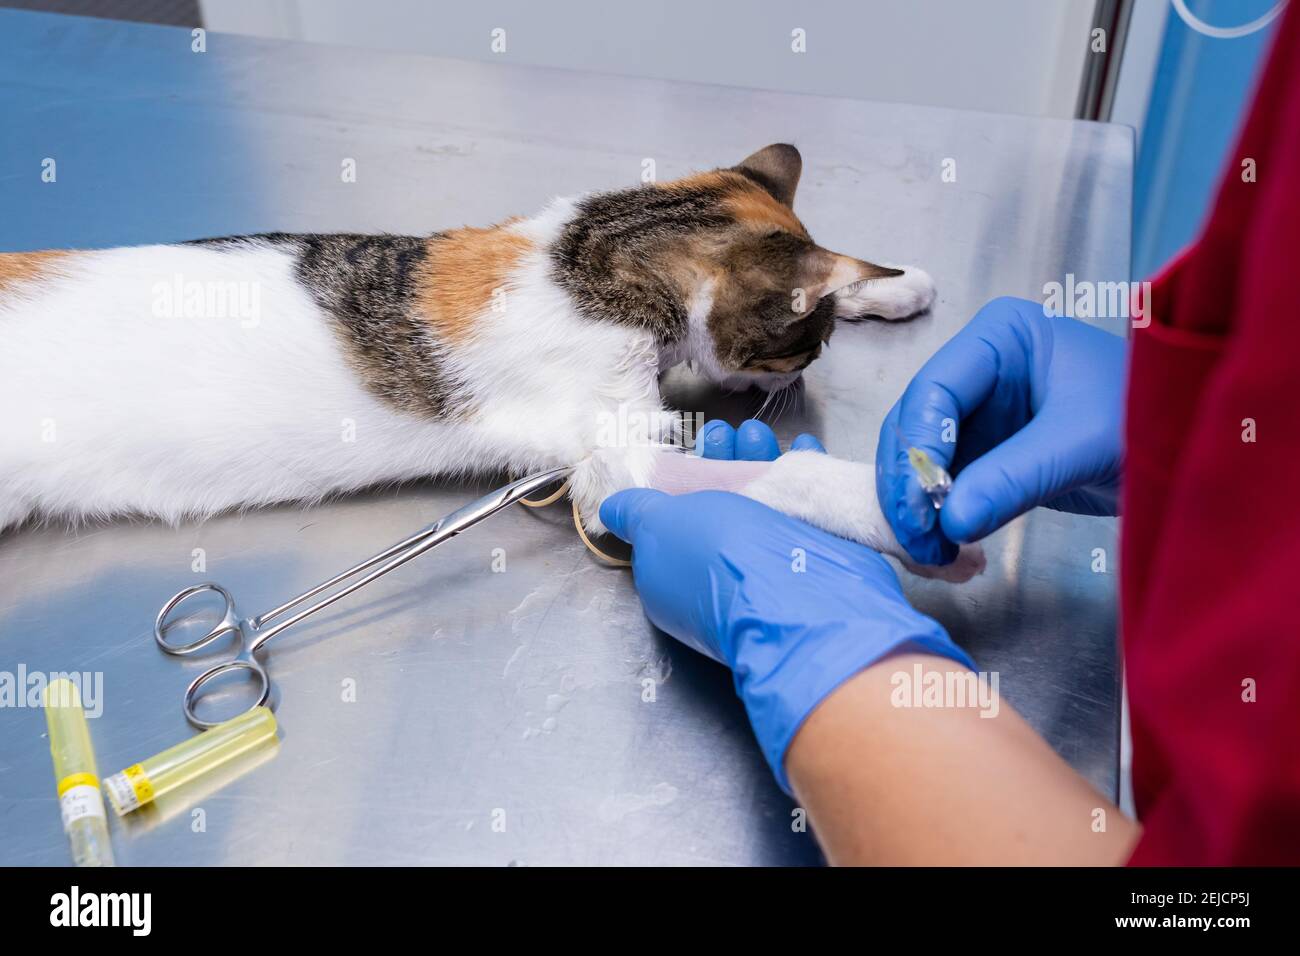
44;678;114;867
103;706;277;816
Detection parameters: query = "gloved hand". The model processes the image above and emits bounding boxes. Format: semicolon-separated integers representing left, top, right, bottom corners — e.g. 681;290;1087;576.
695;417;827;460
878;296;1126;566
602;419;975;793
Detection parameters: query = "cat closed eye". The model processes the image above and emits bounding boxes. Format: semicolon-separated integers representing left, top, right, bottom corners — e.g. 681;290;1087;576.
745;346;821;374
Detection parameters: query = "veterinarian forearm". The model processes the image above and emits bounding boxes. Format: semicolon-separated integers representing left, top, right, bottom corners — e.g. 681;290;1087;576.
785;653;1141;866
598;486;976;793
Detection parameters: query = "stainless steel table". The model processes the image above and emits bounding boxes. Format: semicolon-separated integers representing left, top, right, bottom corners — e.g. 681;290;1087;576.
0;10;1131;866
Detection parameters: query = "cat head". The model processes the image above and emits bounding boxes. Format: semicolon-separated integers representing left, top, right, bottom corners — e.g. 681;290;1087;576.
551;144;909;392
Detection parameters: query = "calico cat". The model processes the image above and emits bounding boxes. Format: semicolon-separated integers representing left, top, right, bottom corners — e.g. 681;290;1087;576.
0;144;982;581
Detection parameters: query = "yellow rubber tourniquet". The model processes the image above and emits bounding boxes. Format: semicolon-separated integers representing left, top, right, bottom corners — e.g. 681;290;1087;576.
517;475;631;567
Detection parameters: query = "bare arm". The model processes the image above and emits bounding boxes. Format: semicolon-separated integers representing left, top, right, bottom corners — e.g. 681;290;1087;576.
786;653;1141;865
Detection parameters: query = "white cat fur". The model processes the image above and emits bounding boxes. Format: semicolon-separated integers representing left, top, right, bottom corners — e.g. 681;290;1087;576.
0;197;979;581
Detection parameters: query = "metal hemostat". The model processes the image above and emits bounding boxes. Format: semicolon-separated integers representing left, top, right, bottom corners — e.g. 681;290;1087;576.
154;467;574;728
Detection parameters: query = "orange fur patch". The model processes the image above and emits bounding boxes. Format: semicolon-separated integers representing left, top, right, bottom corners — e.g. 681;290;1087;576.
0;250;70;294
669;171;809;238
722;187;809;238
417;225;533;342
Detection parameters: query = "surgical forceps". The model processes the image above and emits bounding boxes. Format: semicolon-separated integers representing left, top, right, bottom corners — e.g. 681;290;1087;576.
154;467;573;728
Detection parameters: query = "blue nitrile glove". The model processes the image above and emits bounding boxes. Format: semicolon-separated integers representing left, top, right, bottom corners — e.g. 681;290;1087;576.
696;417;825;460
601;419;975;793
878;296;1127;566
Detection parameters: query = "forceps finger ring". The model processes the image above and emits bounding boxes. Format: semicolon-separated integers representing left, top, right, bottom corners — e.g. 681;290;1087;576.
183;655;271;730
154;582;242;656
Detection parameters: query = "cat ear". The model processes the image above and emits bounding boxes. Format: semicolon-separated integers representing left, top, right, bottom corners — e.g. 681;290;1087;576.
799;248;903;306
733;144;802;207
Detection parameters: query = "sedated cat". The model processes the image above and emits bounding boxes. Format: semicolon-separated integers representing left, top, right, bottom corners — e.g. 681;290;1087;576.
0;144;982;581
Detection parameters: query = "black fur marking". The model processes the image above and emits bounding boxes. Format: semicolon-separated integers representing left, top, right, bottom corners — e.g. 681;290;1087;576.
550;185;730;342
752;295;836;364
191;232;462;418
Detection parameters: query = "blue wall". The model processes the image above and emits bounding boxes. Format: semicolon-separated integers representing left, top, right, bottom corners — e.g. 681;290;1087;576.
1133;0;1283;278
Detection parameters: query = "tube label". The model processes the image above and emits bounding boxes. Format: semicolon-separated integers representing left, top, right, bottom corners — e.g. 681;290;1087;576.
104;764;155;816
57;774;106;831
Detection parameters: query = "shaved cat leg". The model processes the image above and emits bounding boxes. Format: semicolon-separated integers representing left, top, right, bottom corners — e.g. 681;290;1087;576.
644;449;986;583
833;264;936;321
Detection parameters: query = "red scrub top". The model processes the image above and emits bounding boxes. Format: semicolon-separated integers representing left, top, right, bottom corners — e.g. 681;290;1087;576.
1122;2;1300;864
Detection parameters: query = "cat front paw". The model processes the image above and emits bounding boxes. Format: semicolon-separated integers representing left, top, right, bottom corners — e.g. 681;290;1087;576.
834;264;936;321
738;449;983;583
569;441;668;536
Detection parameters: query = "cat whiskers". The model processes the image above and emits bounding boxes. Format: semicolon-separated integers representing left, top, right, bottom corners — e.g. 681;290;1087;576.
757;378;800;424
778;380;798;421
754;386;777;422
